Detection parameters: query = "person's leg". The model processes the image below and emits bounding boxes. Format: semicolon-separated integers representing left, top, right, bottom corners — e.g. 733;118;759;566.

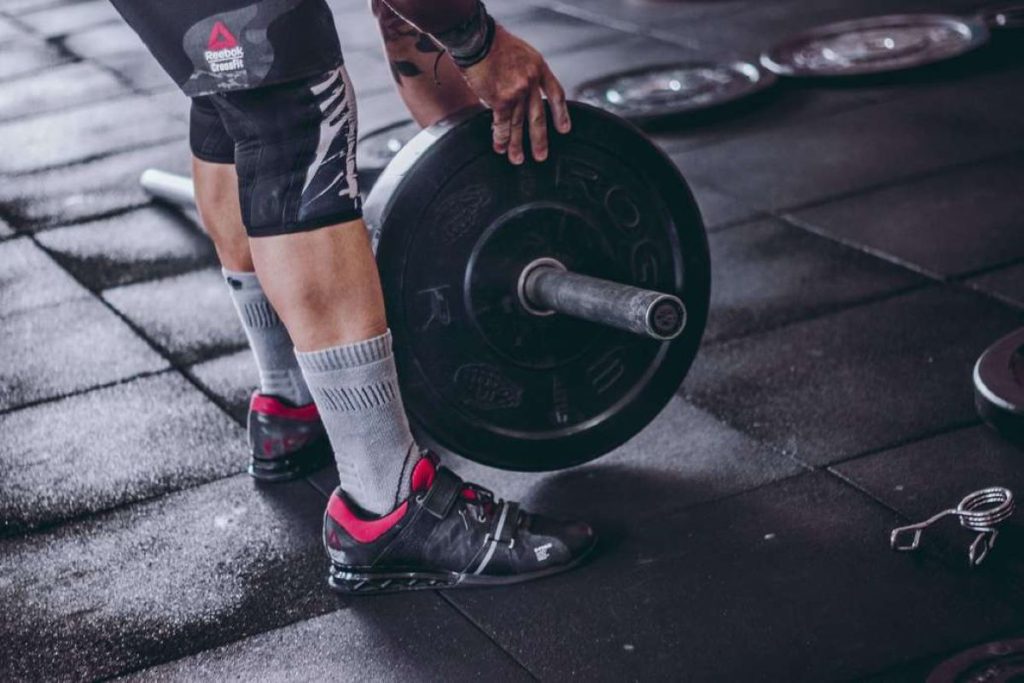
189;98;313;409
372;0;479;126
215;66;418;514
190;98;328;482
250;222;419;513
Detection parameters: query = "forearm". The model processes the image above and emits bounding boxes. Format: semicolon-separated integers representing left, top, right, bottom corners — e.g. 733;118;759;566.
379;0;495;67
371;0;479;126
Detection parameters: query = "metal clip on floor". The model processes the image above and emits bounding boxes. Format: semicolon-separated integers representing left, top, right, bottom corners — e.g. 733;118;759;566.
890;487;1015;566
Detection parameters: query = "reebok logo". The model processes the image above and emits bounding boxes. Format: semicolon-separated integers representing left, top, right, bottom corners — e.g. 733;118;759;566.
204;21;245;74
534;543;553;562
207;21;237;50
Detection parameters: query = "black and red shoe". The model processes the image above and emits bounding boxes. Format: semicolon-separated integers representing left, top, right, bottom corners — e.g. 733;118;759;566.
247;393;331;482
323;455;596;593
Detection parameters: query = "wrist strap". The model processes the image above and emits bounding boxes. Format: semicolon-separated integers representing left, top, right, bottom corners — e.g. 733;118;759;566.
434;1;496;68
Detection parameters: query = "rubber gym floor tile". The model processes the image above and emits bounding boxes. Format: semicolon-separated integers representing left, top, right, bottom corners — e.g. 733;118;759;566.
0;37;70;82
0;373;246;537
0;60;128;123
685;285;1023;466
0;297;167;411
340;48;397;98
0;237;88;316
705;217;925;343
96;48;180;93
103;269;247;366
540;0;745;33
0;139;191;231
328;6;384;53
834;425;1024;593
146;89;192;124
669;87;1024;214
653;82;885;157
445;471;1021;681
689;182;761;231
126;594;532;682
503;8;627;57
440;394;805;529
36;207;216;290
788;155;1024;279
60;19;143;59
0;14;26;42
0;0;66;14
0;96;180;174
323;0;361;11
16;0;119;37
896;61;1024;141
967;263;1024;309
188;349;258;425
0;475;337;681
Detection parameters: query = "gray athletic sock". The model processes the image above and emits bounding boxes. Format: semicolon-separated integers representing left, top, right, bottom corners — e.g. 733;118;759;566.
295;330;419;515
223;269;313;407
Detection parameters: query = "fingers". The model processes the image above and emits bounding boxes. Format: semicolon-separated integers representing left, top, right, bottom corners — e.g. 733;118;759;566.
491;106;512;155
506;100;526;165
528;89;548;162
541;65;571;134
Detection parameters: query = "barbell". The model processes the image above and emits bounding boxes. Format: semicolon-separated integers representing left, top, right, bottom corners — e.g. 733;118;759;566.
141;102;711;470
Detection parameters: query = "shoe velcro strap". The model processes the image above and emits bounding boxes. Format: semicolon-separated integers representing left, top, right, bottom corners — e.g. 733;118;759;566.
491;501;519;545
421;467;463;519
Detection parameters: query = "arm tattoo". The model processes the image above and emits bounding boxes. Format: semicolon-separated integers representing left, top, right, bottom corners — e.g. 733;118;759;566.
390;60;422;84
374;0;443;84
415;33;441;54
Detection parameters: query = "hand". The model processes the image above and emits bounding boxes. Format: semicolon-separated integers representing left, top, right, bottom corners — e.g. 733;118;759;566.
460;25;571;164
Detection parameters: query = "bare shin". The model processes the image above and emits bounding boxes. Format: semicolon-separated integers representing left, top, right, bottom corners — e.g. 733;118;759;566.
248;220;387;351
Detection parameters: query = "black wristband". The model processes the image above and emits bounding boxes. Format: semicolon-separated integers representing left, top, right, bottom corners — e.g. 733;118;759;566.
433;1;496;68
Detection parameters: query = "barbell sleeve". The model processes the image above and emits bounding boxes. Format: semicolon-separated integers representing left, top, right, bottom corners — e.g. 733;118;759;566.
521;262;686;341
140;169;195;207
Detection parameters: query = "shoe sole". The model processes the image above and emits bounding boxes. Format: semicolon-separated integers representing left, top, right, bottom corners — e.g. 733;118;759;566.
326;537;598;595
248;436;332;483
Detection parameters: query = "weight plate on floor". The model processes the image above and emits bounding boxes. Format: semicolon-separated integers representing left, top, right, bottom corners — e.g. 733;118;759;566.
365;103;710;471
980;2;1024;29
761;14;990;78
928;636;1024;682
357;119;419;189
573;60;777;124
974;326;1024;444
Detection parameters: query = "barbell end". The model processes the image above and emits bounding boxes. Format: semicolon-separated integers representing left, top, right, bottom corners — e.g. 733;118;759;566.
646;295;686;341
139;169;196;208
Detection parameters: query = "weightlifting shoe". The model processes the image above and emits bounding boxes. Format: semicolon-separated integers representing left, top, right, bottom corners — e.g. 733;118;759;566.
323;454;597;593
247;393;331;482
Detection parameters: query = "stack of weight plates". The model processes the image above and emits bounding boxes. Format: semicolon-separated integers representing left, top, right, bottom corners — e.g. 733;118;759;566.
573;60;777;125
980;2;1024;29
761;14;990;78
357;119;420;191
974;327;1024;445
